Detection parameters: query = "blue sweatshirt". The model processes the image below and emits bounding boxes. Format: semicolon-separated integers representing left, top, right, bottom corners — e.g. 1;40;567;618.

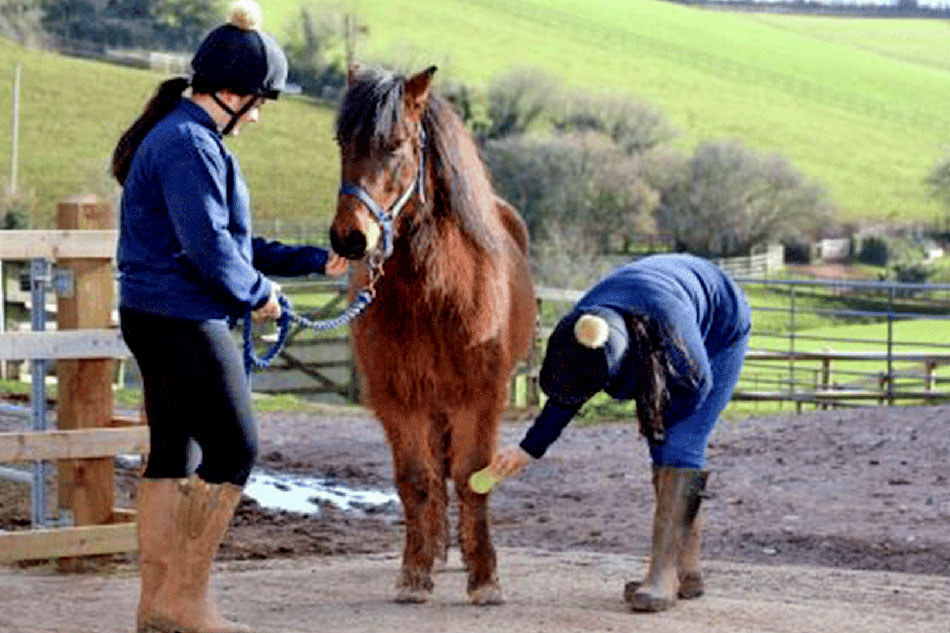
117;99;328;320
520;253;751;458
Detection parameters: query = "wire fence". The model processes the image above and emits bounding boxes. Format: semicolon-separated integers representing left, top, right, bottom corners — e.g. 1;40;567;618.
4;247;950;411
531;276;950;412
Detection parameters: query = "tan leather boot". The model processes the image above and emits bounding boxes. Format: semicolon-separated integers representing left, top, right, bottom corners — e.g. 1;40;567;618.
627;467;707;612
144;476;252;633
136;478;186;633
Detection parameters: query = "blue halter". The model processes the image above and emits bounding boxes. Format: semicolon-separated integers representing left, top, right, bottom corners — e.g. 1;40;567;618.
337;125;427;259
242;125;427;375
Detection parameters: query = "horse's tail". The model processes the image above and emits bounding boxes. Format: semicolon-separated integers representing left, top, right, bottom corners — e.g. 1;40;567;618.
495;196;530;255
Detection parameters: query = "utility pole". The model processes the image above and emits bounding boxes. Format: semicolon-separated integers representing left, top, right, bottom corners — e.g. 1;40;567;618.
2;63;23;380
343;14;368;69
10;63;21;195
344;14;354;69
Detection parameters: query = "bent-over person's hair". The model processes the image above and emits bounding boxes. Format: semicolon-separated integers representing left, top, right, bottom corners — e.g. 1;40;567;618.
628;314;672;442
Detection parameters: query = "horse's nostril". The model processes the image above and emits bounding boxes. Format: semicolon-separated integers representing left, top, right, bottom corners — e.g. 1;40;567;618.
330;228;367;259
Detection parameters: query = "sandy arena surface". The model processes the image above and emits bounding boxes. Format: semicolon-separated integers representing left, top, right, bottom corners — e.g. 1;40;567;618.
1;402;949;631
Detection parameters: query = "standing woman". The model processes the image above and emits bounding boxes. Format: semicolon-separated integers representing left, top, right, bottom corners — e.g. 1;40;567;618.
112;2;346;632
490;253;751;613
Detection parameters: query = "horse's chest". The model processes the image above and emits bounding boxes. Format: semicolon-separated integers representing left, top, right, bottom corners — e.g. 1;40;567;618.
353;302;499;385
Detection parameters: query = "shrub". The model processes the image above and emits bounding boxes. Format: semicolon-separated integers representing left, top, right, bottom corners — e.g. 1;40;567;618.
0;183;35;229
486;131;659;253
552;93;678;156
480;69;560;141
856;234;925;267
651;139;833;258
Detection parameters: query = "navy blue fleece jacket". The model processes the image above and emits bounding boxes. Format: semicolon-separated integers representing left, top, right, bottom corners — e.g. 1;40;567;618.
117;99;328;320
520;253;751;458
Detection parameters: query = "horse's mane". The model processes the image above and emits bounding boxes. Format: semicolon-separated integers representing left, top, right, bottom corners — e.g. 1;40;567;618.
336;67;500;255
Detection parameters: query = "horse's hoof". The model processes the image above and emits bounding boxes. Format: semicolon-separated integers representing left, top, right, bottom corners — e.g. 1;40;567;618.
394;585;431;604
468;582;504;606
623;580;641;604
628;587;676;613
624;576;702;602
677;571;704;599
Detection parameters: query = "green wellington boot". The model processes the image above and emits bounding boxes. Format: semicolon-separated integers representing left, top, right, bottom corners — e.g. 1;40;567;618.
626;467;709;613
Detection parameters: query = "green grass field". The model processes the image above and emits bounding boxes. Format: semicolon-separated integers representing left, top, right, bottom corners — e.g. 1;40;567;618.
0;39;340;227
263;0;950;224
2;0;950;226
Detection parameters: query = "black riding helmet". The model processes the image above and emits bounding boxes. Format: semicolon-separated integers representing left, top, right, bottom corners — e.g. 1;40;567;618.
539;306;629;406
190;1;298;134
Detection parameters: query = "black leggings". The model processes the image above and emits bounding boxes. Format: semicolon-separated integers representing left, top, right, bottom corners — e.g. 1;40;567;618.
120;307;257;486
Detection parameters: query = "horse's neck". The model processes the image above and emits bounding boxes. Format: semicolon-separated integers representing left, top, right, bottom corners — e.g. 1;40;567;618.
377;214;505;338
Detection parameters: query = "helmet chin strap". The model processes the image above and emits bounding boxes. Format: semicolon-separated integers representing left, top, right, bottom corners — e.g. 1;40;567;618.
211;92;260;136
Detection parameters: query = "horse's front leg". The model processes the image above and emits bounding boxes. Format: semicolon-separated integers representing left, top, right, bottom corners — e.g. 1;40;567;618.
385;413;448;603
450;405;504;605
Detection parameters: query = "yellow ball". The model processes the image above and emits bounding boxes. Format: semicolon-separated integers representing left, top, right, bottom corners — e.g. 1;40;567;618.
469;468;501;494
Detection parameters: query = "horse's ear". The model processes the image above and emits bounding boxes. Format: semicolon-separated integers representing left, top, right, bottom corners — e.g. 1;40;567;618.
347;62;365;87
404;65;438;114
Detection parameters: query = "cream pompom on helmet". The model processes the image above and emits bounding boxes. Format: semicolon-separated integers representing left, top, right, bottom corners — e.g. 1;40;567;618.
574;314;611;349
190;0;297;100
539;306;630;405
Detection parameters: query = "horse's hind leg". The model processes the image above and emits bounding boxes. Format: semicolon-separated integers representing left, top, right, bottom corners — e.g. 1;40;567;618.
385;410;448;603
449;405;504;605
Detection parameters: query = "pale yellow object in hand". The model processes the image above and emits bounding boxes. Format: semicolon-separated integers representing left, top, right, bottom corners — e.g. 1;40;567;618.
469;467;502;494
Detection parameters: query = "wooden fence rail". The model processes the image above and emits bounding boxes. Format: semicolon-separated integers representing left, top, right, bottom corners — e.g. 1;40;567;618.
0;198;145;564
3;215;950;563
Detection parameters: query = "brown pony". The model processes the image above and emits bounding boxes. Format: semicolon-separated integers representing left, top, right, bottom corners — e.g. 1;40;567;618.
329;64;536;605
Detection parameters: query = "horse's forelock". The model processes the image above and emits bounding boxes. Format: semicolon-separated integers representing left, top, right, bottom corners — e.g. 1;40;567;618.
336;68;405;152
336;67;500;253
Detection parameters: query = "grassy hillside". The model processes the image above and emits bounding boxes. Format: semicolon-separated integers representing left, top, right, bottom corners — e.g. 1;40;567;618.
2;0;950;227
264;0;950;224
0;38;340;227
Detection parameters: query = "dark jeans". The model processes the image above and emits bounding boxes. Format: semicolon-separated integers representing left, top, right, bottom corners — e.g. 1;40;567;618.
120;307;257;486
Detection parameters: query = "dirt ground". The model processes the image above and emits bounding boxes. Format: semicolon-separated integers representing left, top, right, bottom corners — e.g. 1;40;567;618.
2;401;950;631
226;403;950;576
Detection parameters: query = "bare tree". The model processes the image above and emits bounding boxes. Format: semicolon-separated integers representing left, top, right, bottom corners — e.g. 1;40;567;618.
553;93;678;156
652;140;832;258
486;131;659;253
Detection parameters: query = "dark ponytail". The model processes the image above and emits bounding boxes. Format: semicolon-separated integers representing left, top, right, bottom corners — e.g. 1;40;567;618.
111;77;190;185
628;315;671;443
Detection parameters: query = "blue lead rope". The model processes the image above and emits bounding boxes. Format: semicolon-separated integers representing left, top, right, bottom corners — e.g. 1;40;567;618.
241;290;374;374
243;118;427;375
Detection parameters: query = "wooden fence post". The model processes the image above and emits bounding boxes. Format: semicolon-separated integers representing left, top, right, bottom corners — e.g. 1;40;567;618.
820;353;832;410
526;297;542;408
924;360;937;392
55;196;117;546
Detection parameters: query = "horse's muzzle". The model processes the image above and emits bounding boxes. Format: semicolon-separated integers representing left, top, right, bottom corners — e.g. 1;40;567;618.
330;227;368;260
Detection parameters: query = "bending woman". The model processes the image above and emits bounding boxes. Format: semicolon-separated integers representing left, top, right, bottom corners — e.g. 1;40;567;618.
490;252;751;613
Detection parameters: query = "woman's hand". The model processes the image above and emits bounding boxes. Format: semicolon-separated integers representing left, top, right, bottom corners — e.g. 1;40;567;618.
325;252;350;277
252;282;282;322
490;445;534;479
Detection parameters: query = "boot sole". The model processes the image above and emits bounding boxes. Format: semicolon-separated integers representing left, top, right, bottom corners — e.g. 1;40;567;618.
143;618;252;633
